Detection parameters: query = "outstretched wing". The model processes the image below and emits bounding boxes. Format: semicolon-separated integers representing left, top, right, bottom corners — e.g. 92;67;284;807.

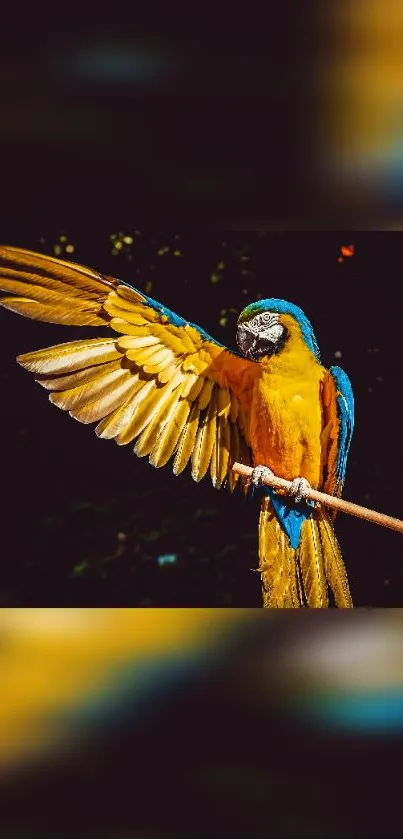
0;246;257;489
320;364;355;499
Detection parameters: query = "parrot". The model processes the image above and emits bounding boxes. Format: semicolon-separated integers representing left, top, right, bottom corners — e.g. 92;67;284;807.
0;246;354;608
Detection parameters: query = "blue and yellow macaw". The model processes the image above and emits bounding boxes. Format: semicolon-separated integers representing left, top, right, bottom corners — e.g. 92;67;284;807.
0;246;354;608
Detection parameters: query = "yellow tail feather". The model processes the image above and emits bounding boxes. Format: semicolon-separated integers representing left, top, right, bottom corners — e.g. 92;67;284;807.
258;498;353;608
258;499;301;607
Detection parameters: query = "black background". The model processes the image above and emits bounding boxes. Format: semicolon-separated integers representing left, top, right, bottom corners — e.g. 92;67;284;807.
0;230;402;607
0;8;311;230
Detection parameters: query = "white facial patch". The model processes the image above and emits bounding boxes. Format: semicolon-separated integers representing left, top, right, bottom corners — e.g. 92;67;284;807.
247;311;284;343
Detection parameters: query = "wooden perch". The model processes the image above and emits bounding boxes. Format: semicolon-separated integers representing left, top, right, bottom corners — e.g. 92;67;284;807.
232;462;403;535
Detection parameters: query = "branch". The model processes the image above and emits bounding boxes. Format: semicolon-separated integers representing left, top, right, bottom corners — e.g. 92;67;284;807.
231;462;403;535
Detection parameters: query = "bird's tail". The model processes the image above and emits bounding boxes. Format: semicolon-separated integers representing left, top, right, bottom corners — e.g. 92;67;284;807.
258;496;353;608
0;245;115;326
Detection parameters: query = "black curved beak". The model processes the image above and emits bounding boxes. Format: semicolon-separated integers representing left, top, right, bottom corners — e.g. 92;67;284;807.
236;324;258;358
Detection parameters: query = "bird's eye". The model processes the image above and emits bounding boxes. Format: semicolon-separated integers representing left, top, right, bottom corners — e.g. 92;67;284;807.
262;312;271;323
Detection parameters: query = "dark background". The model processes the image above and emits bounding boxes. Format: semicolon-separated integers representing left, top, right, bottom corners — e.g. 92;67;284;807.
3;6;400;232
0;9;312;231
0;230;401;607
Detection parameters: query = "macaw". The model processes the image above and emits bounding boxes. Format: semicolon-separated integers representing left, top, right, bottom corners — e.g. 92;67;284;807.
0;246;354;608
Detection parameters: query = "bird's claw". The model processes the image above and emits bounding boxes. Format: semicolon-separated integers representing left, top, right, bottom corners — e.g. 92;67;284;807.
251;465;275;488
250;467;311;502
289;476;311;503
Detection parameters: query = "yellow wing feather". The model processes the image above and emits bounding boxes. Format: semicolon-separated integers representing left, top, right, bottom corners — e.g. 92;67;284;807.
173;403;200;476
134;387;181;457
150;398;192;468
37;358;125;392
0;245;258;490
17;338;122;375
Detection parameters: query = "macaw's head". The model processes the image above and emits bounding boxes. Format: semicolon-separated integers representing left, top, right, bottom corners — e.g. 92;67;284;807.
236;298;320;362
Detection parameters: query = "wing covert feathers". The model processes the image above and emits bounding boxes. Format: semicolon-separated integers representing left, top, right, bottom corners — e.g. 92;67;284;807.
259;499;352;608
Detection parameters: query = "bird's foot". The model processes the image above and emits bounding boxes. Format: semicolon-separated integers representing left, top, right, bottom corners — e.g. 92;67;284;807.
251;465;275;488
289;476;312;503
